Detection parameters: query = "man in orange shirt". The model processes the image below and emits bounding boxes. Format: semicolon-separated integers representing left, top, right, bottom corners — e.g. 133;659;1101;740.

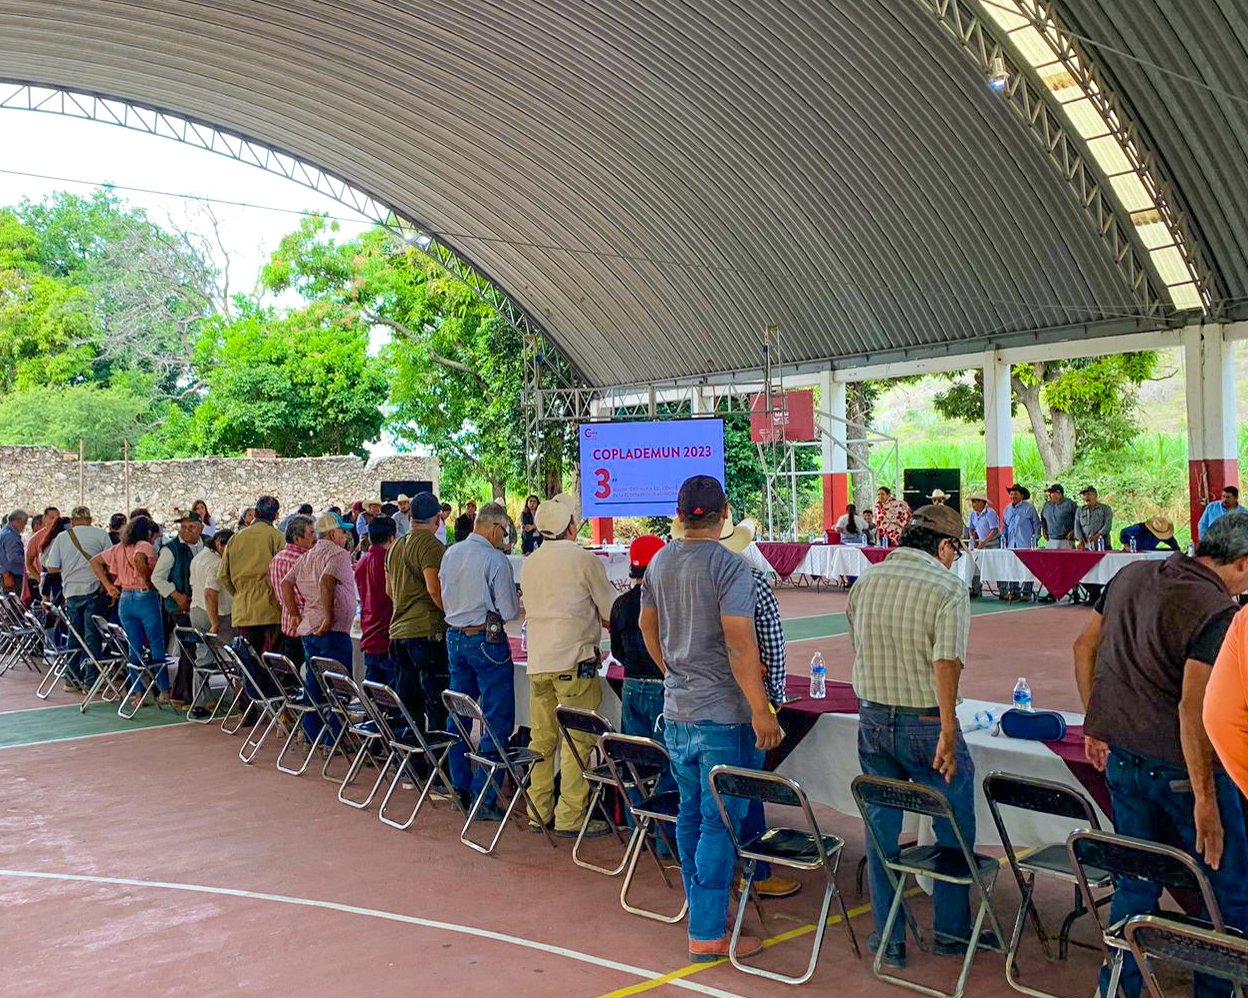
1206;608;1248;797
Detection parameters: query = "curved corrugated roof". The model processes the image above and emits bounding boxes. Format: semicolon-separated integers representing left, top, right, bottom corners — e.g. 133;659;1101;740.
0;1;1235;386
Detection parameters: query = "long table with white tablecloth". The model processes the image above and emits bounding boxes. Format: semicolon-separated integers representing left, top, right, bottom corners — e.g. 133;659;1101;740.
507;644;1107;848
754;542;1167;596
507;541;775;587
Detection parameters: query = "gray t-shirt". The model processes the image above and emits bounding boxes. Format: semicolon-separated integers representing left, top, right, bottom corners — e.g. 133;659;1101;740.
43;525;113;599
641;539;757;724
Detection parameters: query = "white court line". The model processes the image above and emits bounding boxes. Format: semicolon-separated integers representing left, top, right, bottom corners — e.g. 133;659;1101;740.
0;869;750;998
0;720;187;751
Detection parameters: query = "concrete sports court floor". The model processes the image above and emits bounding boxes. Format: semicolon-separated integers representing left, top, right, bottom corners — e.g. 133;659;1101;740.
1;590;1115;997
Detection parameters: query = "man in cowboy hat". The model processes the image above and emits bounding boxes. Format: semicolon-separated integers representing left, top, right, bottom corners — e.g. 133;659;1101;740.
1002;484;1040;602
520;495;618;838
393;494;413;537
966;492;999;598
928;489;951;506
1119;515;1180;553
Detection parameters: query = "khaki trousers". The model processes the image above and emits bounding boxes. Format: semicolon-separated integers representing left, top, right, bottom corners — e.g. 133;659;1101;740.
527;672;602;831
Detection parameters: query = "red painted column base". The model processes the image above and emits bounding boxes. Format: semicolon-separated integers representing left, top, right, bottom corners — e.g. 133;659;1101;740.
591;517;615;545
822;472;849;533
1189;459;1239;539
986;465;1013;521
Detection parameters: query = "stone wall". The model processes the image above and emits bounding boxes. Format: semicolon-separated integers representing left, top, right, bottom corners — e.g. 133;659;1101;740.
0;447;440;525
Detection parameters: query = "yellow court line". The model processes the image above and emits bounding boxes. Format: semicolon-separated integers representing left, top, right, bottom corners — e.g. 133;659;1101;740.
591;894;899;998
593;851;1023;998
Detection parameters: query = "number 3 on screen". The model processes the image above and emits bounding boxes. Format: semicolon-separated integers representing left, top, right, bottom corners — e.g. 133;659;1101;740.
593;467;612;499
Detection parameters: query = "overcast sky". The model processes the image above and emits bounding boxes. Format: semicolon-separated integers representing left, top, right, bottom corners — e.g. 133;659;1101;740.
0;108;402;455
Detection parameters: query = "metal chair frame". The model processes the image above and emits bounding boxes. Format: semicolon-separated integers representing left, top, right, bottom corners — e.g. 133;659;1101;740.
33;603;77;699
260;651;328;774
852;774;1008;998
711;764;859;984
1124;915;1248;998
81;613;133;710
100;620;165;719
306;656;367;783
983;771;1112;998
600;732;686;924
200;633;248;733
0;594;42;675
361;679;461;830
45;604;127;711
1068;829;1234;998
442;688;556;855
218;640;282;762
554;705;631;875
322;669;390;808
172;626;233;722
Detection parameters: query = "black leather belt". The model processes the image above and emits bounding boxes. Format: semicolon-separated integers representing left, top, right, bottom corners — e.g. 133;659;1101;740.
859;699;941;717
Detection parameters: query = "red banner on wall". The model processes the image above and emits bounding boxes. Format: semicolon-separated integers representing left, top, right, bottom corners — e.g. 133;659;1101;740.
750;390;816;443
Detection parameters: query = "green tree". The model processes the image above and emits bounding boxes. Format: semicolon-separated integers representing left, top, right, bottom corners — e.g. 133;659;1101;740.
263;216;531;498
0;383;151;459
141;300;388;458
932;354;1158;478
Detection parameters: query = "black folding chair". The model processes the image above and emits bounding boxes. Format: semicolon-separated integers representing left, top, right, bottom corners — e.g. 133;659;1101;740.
442;689;555;855
306;656;367;783
360;679;460;830
1068;830;1238;998
260;651;328;774
554;705;630;875
173;626;232;722
984;772;1112;998
99;620;165;719
0;594;42;675
1125;915;1248;998
201;632;248;733
217;641;282;762
33;604;76;699
711;764;859;983
852;775;1007;998
321;669;390;808
44;604;127;712
600;732;685;924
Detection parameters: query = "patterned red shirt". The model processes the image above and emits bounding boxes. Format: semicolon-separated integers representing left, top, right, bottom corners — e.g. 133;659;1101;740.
873;497;912;545
268;543;307;637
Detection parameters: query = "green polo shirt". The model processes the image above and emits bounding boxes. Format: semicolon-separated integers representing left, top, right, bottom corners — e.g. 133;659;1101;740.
386;528;445;639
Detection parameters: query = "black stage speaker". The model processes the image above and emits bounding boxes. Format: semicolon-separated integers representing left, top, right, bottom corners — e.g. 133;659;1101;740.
380;480;434;501
903;469;962;513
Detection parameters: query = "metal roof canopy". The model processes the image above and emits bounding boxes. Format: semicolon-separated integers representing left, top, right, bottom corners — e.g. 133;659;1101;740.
1;1;1245;389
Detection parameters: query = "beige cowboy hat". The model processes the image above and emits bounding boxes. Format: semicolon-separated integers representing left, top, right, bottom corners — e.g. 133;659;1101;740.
1146;515;1175;540
670;507;755;553
928;489;950;500
968;491;990;503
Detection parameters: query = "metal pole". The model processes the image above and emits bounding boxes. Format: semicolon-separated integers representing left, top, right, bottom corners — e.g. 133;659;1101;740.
123;439;130;512
78;438;85;507
789;445;798;540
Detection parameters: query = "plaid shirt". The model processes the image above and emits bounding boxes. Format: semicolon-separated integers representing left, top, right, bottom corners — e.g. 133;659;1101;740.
268;543;308;637
845;547;969;708
751;568;787;706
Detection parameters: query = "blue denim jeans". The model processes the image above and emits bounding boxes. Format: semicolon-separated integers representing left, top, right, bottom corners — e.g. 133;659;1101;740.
620;679;677;798
363;652;396;688
1099;748;1248;998
665;719;763;941
446;629;516;805
301;630;353;739
64;591;107;685
857;706;976;945
118;590;169;692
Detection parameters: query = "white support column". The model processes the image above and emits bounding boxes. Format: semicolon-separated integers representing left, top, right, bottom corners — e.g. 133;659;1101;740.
588;398;614;544
983;354;1013;515
819;368;848;531
1185;324;1239;537
690;386;712;416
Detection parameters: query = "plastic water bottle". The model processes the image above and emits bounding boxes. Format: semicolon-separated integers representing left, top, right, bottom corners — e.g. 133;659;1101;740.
809;653;827;699
1012;677;1033;712
520;620;527;653
1129;535;1138;553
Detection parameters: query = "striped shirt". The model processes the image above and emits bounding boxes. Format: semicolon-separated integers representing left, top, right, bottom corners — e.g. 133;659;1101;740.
268;543;308;638
845;547;970;708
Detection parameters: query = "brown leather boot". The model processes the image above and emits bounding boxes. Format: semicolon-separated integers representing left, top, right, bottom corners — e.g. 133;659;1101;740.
688;934;763;963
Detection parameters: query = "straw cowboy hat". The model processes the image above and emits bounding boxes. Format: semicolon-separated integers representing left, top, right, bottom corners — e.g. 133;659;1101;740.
670;507;756;553
968;491;990;503
928;489;950;501
1146;515;1175;540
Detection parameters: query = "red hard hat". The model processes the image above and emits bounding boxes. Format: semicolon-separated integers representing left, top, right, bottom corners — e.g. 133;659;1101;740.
629;534;665;569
